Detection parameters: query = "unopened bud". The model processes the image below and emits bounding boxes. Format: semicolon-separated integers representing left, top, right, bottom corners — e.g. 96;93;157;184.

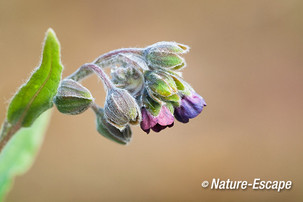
95;107;132;145
104;88;141;131
145;70;179;99
54;79;94;115
144;41;189;70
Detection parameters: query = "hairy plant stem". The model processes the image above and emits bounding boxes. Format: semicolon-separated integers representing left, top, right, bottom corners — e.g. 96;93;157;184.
90;102;100;113
74;63;115;90
0;121;21;152
67;48;144;82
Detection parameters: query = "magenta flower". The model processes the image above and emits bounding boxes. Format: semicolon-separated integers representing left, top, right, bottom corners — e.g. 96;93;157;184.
140;105;174;134
174;92;206;123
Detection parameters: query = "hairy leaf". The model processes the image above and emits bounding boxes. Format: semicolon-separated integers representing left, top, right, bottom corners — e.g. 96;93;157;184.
0;110;52;201
7;28;63;127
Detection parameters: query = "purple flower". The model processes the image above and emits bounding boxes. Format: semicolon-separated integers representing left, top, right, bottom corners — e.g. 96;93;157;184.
140;106;174;134
174;92;206;123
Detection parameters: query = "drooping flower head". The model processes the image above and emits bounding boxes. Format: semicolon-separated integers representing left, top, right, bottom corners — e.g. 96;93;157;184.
138;42;206;133
54;41;206;144
138;70;180;134
105;42;206;136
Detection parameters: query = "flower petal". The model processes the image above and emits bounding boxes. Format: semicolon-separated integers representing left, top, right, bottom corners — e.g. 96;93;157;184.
140;108;151;131
140;107;158;134
174;92;206;123
151;124;167;133
157;106;174;126
184;93;206;119
174;108;189;123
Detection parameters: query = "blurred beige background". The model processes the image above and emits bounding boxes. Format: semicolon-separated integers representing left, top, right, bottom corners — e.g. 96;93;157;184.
1;0;303;201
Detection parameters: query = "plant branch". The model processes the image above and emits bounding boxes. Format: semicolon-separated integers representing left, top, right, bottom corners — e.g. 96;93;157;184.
67;48;144;82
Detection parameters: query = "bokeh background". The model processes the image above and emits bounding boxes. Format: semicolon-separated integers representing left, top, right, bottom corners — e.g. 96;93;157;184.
1;0;303;201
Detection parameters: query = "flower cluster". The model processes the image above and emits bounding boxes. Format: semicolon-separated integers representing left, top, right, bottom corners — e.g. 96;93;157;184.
54;41;206;144
110;42;207;134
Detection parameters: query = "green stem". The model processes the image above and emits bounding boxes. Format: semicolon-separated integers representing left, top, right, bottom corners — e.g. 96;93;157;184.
90;102;100;114
0;120;21;152
79;63;115;89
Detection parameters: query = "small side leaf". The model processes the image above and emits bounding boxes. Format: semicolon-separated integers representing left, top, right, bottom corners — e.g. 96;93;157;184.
0;110;52;201
7;28;63;127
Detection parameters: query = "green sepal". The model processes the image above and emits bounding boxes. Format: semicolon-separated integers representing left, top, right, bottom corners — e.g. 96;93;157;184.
171;62;186;71
145;70;178;97
179;80;194;97
147;42;189;54
54;97;93;115
54;79;94;115
166;70;193;96
160;93;180;103
172;75;185;90
142;90;162;117
165;71;187;90
146;52;184;69
145;42;189;69
104;88;141;131
165;102;175;114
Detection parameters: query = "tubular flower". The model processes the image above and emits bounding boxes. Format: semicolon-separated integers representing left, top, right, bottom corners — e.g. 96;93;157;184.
139;62;206;133
140;106;174;134
174;92;206;123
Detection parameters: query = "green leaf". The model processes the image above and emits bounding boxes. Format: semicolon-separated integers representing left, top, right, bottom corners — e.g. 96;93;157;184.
7;28;63;127
0;110;52;201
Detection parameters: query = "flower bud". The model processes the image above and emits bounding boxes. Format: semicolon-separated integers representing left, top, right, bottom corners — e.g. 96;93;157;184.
54;79;94;115
144;41;189;70
104;88;141;131
95;107;132;145
144;70;178;98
